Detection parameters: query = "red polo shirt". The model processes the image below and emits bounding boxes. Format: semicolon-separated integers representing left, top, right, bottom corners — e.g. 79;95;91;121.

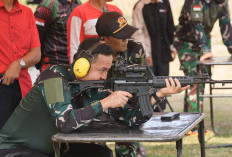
0;0;40;97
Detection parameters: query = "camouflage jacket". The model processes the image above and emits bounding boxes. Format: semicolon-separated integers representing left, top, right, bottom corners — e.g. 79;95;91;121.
108;40;146;78
37;64;152;132
175;0;232;54
0;62;153;154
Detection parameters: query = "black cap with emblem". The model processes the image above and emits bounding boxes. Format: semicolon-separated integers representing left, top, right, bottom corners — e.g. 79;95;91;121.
96;11;138;39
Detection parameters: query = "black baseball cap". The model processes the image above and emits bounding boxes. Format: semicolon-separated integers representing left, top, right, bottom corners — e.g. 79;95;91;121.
96;11;138;39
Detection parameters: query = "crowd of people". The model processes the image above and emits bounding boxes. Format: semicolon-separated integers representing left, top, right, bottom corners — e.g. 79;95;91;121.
0;0;232;156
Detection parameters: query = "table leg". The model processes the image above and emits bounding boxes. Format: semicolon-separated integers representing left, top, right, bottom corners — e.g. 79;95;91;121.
209;82;219;135
53;142;61;157
207;65;220;135
198;119;205;157
197;84;200;112
176;139;182;157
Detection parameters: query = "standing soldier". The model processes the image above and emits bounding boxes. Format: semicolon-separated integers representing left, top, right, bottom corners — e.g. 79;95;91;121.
174;0;232;113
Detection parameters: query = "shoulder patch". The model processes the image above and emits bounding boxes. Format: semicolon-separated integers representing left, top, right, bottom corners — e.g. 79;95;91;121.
44;78;64;104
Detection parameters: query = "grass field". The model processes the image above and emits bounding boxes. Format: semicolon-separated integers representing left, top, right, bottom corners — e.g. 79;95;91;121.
21;0;232;156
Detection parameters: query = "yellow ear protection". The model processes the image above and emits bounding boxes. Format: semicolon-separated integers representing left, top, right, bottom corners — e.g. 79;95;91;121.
73;41;105;78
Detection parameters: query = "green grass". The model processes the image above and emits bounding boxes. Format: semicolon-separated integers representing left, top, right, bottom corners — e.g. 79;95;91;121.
20;0;232;156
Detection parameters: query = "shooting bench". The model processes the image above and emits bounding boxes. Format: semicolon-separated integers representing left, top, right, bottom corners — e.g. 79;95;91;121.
197;56;232;148
52;112;205;157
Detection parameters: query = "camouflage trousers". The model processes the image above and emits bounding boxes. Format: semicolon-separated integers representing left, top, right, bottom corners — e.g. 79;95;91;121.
115;142;146;157
97;142;146;157
175;39;211;112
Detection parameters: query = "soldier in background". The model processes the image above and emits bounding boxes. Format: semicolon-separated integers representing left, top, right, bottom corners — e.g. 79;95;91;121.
174;0;232;113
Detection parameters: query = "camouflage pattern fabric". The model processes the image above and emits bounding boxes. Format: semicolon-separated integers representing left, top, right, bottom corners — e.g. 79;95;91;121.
115;142;146;157
175;0;232;54
175;39;211;112
110;40;146;157
37;64;153;133
0;45;153;155
44;60;149;156
39;41;147;156
174;0;232;112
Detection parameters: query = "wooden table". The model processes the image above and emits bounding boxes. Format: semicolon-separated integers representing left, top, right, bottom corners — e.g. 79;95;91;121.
52;112;205;157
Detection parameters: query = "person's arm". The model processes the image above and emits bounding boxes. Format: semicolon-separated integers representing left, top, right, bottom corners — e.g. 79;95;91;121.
67;7;85;63
151;78;190;105
132;2;146;47
189;1;210;53
40;71;104;133
183;0;214;61
218;2;232;54
2;47;41;85
45;96;105;133
176;0;210;54
132;2;152;65
34;6;52;46
2;10;41;85
33;5;52;70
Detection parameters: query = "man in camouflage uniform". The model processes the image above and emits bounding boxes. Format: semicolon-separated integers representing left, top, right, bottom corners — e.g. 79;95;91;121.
174;0;232;112
96;11;146;157
0;37;187;157
96;11;189;157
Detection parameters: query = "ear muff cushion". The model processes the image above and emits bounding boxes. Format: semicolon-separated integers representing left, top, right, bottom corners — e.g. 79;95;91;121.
73;58;90;78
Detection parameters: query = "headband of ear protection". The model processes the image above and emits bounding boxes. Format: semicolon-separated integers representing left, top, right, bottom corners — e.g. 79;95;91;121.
73;41;105;78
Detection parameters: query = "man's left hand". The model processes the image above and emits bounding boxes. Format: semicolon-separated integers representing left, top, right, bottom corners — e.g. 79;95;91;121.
157;77;190;97
199;52;214;62
151;78;190;105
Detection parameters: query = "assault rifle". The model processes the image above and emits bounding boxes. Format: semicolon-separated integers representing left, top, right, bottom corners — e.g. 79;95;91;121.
69;64;232;117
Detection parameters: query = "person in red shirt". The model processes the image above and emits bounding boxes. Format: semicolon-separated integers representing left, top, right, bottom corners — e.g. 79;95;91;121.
0;0;41;129
67;0;123;63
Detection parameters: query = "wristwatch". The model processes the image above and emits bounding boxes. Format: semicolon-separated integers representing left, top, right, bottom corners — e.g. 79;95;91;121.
19;60;26;68
152;92;165;104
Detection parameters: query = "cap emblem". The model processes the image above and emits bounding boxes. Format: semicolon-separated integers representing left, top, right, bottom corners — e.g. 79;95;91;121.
117;17;127;27
113;17;128;34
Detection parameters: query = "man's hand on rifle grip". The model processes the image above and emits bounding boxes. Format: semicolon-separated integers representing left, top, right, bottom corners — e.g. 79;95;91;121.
100;91;133;110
